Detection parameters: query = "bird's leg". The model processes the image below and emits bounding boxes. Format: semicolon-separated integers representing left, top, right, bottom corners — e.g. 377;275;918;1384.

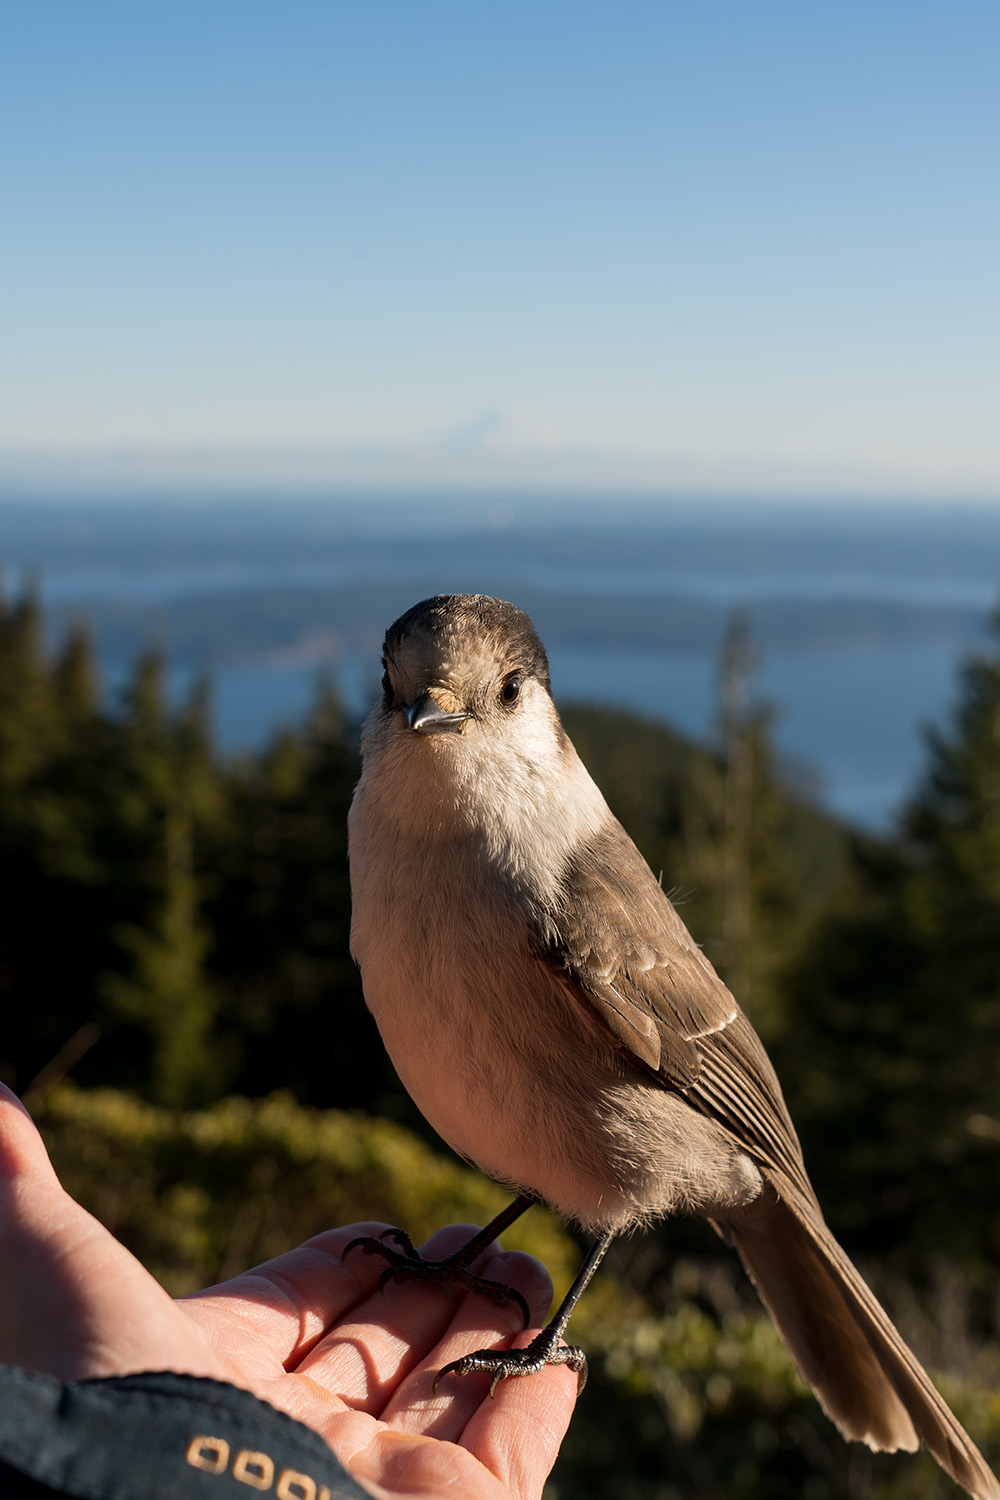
435;1229;615;1395
343;1192;537;1327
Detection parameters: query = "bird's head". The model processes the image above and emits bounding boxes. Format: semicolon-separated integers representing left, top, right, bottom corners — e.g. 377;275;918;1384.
378;593;552;737
357;595;606;865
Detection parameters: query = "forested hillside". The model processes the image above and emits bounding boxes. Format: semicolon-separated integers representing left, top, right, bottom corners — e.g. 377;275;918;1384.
2;584;998;1498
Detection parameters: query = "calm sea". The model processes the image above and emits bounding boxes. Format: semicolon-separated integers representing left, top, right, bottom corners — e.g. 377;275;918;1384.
5;493;999;830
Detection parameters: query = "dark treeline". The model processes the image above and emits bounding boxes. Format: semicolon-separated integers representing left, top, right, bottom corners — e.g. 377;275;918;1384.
0;588;380;1112
2;584;999;1498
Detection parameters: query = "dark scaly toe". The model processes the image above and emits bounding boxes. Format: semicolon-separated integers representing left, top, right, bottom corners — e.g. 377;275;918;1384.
435;1328;589;1397
342;1226;531;1328
344;1226;419;1260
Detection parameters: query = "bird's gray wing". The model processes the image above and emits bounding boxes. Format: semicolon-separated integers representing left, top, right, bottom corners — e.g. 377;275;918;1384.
540;817;813;1199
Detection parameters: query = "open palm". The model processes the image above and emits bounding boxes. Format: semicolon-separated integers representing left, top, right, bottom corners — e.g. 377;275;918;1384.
0;1086;577;1500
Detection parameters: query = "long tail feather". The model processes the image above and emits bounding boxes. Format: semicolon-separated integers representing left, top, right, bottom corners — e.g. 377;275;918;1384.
726;1186;999;1500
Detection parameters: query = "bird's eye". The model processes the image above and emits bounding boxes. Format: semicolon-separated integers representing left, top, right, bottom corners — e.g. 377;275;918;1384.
381;669;392;696
500;674;521;706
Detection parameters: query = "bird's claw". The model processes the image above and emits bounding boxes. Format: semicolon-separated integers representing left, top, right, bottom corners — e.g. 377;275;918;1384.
342;1227;531;1328
434;1331;589;1396
344;1227;417;1260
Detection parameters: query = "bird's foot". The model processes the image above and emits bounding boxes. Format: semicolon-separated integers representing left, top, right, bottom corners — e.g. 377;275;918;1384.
434;1325;588;1396
343;1226;531;1329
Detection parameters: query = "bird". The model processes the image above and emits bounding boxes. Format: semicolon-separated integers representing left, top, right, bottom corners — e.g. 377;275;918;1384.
346;592;998;1500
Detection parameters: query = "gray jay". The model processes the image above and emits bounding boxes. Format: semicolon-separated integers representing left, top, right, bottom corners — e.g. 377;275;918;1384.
347;593;998;1500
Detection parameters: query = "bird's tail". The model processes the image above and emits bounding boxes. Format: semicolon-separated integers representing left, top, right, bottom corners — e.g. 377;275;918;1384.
724;1186;999;1500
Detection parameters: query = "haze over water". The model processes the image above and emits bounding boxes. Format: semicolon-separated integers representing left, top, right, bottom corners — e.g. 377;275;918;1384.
3;494;997;831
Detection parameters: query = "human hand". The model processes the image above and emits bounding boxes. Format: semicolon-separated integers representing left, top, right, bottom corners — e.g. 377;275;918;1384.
0;1084;577;1500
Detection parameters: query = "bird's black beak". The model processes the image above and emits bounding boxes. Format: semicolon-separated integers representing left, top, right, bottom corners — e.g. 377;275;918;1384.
406;694;469;734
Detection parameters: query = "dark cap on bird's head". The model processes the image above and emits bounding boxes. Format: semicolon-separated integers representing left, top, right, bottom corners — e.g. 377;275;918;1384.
383;594;552;696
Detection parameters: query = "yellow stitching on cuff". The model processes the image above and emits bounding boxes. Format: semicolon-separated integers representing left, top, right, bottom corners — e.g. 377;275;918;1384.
186;1436;230;1474
233;1449;275;1489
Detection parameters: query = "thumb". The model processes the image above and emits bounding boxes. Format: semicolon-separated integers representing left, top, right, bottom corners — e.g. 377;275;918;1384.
0;1085;222;1380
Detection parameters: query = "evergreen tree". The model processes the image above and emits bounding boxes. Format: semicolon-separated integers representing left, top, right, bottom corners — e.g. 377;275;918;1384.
0;592;114;1089
663;613;802;1040
780;612;1000;1290
102;800;219;1106
0;585;50;788
206;676;380;1110
52;623;100;725
98;656;226;1105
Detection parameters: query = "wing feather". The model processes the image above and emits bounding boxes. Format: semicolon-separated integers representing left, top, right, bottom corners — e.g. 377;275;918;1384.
542;817;814;1201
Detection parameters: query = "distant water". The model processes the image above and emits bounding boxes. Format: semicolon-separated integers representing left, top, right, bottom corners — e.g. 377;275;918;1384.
35;556;1000;613
548;640;961;828
7;493;998;832
182;637;964;830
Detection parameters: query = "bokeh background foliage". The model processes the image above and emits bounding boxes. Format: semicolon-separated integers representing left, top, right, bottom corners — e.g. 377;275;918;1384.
5;588;1000;1498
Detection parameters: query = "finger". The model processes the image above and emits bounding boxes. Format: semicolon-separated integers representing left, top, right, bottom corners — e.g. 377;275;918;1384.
337;1422;511;1500
183;1220;505;1374
0;1086;223;1382
291;1225;489;1408
0;1085;61;1189
342;1348;577;1500
372;1246;554;1442
293;1224;550;1419
181;1221;402;1367
460;1332;579;1500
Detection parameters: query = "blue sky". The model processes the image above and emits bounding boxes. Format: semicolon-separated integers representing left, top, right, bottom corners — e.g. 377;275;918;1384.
3;2;999;495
